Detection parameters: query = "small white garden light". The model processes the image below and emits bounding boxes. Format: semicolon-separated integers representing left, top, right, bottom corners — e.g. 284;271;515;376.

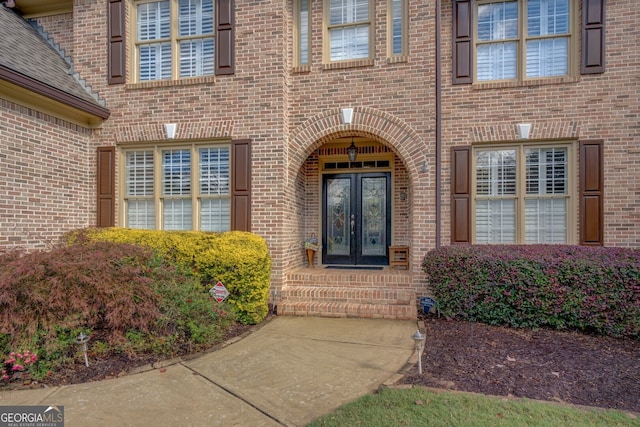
75;332;91;367
412;329;426;374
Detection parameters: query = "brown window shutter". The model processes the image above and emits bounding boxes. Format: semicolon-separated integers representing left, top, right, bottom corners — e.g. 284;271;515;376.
216;0;235;75
581;0;606;74
451;146;471;244
579;140;604;246
108;0;126;84
97;147;116;227
452;0;473;84
231;139;251;231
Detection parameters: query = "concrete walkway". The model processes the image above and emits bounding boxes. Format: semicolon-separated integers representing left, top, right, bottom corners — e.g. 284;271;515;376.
0;317;417;426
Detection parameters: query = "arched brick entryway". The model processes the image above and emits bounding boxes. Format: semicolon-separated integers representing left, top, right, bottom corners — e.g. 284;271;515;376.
276;107;433;319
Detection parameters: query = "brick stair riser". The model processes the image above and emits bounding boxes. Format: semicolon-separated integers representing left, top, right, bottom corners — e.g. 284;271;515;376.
280;287;414;305
276;301;417;320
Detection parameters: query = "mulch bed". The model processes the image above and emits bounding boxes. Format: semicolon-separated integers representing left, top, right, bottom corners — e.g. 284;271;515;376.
4;314;639;416
400;316;640;414
0;321;256;390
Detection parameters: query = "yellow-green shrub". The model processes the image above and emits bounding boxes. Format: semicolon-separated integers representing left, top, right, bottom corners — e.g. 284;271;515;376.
194;232;271;325
68;228;271;324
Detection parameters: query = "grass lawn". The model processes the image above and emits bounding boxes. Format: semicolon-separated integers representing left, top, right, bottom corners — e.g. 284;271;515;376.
306;387;640;427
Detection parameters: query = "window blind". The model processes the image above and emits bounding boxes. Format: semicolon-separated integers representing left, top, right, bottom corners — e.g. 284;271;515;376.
125;151;155;229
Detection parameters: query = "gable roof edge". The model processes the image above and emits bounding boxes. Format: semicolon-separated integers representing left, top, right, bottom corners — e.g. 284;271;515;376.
0;65;110;120
27;18;108;109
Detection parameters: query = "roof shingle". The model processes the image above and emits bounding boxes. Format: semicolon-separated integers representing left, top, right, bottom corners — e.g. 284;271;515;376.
0;5;108;111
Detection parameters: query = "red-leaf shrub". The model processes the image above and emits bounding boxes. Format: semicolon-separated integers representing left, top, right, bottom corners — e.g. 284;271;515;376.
0;240;238;381
422;245;640;339
0;241;162;342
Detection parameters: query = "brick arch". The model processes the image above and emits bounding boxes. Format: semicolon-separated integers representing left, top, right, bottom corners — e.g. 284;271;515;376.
288;106;427;183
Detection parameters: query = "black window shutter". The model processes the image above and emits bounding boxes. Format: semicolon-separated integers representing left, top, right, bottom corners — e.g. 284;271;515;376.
579;140;604;246
453;0;473;84
108;0;126;84
451;146;471;244
216;0;235;75
231;139;251;231
581;0;606;74
97;147;116;227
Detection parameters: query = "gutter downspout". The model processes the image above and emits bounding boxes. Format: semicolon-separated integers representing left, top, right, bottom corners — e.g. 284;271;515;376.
435;0;442;248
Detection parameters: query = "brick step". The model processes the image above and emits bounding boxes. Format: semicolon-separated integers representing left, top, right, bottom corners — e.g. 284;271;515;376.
285;268;414;288
276;300;417;320
276;285;417;320
280;268;418;320
280;285;414;305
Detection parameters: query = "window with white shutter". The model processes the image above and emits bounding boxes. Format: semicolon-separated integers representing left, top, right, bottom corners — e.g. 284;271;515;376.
473;143;572;244
125;151;156;229
389;0;407;57
134;0;217;81
199;147;230;231
295;0;311;66
122;143;232;232
475;0;572;82
325;0;372;62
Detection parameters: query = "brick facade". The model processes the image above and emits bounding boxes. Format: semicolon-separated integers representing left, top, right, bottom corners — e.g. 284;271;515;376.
441;0;640;248
1;0;638;318
0;99;94;249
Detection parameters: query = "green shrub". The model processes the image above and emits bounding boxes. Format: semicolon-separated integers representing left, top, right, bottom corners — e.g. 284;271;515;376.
423;245;640;339
194;232;271;324
71;228;272;324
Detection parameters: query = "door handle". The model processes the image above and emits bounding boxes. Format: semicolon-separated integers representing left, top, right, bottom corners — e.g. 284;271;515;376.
350;214;355;235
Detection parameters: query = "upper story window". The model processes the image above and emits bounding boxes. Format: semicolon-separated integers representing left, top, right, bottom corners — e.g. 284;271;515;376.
388;0;407;57
295;0;311;66
293;0;408;68
108;0;234;84
134;0;214;81
324;0;373;62
476;0;572;81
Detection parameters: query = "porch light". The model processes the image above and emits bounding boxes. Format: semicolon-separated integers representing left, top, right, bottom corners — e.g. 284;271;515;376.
341;108;354;124
164;123;177;139
347;137;358;162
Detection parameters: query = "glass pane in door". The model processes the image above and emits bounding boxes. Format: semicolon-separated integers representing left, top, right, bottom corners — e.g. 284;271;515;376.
326;177;351;256
361;177;386;256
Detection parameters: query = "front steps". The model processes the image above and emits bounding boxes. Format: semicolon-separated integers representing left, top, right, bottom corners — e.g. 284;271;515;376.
277;267;417;320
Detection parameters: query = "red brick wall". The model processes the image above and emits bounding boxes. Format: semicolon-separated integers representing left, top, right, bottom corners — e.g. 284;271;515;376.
9;0;637;293
0;100;94;249
284;0;437;276
33;13;74;59
440;0;640;247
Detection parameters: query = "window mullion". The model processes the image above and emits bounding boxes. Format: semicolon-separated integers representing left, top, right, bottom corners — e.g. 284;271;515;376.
170;0;179;80
516;144;525;243
192;144;200;231
518;0;525;81
154;146;163;230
